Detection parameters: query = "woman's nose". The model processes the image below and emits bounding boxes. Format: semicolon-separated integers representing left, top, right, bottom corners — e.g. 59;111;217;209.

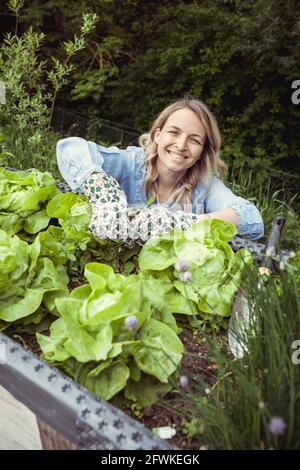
175;135;188;150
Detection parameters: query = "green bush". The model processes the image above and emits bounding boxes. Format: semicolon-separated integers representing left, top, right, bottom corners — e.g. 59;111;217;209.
0;0;97;172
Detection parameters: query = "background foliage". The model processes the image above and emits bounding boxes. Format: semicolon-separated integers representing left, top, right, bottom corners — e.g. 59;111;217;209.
1;0;298;169
0;0;299;244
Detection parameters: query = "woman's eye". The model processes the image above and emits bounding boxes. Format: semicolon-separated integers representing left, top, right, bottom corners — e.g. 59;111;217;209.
192;139;202;145
168;130;177;135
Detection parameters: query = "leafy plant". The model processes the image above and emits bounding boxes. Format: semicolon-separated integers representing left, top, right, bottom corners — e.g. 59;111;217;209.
46;191;93;246
0;0;97;171
0;167;59;236
37;262;183;404
0;228;68;329
139;219;252;321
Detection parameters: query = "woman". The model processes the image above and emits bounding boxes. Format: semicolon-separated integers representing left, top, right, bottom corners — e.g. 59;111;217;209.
57;98;264;244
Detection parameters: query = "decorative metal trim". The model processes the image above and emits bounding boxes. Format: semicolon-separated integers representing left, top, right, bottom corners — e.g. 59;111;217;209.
0;334;175;450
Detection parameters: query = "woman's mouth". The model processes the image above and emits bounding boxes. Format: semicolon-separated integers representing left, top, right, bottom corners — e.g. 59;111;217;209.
167;150;187;161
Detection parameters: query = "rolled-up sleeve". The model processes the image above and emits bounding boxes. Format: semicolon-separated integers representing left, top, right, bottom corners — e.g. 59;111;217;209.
205;177;264;240
56;137;137;194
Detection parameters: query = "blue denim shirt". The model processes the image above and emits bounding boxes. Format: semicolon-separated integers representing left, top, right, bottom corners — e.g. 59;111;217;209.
57;137;264;240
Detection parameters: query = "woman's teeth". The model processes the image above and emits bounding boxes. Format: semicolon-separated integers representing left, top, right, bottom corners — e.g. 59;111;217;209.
168;151;186;161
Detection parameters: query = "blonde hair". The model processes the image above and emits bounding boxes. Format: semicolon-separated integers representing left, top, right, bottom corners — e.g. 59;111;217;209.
139;98;226;211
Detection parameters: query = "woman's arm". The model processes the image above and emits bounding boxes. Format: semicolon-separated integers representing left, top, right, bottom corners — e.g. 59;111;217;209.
56;136;141;194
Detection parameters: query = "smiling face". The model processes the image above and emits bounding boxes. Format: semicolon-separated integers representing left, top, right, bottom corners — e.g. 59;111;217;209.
154;107;206;177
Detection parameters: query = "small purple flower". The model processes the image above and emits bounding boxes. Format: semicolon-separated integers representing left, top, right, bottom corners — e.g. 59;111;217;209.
124;315;138;331
175;259;191;272
179;375;189;389
268;416;286;436
179;271;192;283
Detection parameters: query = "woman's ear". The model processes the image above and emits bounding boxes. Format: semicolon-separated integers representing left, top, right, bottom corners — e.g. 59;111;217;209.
154;128;161;145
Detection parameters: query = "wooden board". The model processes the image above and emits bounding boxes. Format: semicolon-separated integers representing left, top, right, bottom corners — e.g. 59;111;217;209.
0;385;42;450
37;418;77;450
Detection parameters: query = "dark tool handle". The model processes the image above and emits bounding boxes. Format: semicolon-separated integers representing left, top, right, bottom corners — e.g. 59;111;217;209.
265;216;286;256
262;216;286;271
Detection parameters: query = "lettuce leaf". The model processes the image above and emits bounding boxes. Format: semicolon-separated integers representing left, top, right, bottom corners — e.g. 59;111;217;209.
139;219;253;318
0;229;68;324
37;261;184;402
0;168;58;236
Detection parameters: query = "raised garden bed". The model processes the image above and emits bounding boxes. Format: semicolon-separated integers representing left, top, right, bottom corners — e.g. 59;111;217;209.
0;169;290;450
0;332;175;450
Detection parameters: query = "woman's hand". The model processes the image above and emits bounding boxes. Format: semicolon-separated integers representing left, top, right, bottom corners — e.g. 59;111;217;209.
197;208;239;227
197;214;211;222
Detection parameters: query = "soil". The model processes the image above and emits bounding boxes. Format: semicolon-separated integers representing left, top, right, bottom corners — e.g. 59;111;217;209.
123;327;217;449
